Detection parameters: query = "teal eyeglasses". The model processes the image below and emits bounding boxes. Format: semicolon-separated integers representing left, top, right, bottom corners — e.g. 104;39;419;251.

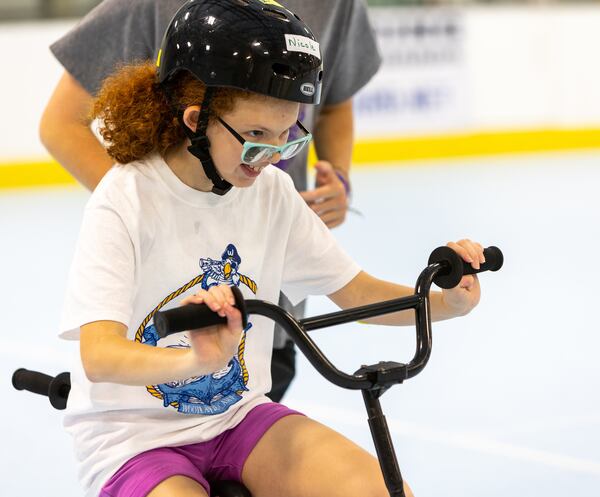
218;117;313;165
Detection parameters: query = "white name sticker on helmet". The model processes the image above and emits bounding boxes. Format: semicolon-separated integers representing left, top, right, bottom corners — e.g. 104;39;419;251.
285;35;321;59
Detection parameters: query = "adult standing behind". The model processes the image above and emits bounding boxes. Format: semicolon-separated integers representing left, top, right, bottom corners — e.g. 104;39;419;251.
39;0;381;401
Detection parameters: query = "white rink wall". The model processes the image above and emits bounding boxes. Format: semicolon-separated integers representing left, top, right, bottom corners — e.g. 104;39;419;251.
355;5;600;137
1;5;600;162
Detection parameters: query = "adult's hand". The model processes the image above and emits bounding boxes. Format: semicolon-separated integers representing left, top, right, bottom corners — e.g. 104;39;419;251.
299;160;349;229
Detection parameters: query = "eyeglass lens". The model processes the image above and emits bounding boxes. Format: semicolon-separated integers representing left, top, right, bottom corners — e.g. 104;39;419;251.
242;141;307;165
243;147;270;163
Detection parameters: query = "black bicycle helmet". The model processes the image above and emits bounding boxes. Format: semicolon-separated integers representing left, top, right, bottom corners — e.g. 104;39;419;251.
158;0;323;104
156;0;323;194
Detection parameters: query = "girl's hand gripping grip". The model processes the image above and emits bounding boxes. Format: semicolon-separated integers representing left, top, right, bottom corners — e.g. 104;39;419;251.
428;246;503;289
154;286;248;338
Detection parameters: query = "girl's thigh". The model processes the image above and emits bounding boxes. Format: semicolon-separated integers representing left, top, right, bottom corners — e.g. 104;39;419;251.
241;414;413;497
147;475;209;497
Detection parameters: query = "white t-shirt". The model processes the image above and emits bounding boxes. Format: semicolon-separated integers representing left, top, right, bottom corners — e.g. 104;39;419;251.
59;154;361;497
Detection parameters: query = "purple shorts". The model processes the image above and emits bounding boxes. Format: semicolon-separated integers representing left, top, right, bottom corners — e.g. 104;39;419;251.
100;402;301;497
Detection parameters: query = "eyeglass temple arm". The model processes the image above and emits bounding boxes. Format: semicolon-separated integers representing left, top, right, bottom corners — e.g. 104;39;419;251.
296;119;310;135
217;117;246;146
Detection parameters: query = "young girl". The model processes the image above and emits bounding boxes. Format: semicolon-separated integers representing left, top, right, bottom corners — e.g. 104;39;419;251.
59;1;484;496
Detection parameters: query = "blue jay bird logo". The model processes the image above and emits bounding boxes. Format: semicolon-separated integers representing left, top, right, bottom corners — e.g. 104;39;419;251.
199;243;257;294
137;243;257;415
200;244;241;289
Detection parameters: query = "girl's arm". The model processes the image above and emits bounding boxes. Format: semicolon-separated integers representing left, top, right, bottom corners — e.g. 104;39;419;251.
81;286;243;385
81;320;205;385
328;240;484;325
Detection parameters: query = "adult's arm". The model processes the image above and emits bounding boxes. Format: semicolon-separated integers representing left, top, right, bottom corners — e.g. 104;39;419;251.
40;0;172;189
313;98;353;181
39;71;113;191
300;98;353;228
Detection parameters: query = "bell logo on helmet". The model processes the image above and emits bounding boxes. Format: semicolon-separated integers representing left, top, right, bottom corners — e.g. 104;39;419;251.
300;83;315;96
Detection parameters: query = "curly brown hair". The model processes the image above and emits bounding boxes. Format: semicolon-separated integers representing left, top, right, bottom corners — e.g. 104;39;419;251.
92;62;252;164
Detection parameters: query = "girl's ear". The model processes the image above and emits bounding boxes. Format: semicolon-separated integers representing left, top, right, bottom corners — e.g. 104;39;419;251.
182;105;202;132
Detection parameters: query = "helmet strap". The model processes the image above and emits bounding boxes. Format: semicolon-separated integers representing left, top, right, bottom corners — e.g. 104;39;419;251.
181;87;233;196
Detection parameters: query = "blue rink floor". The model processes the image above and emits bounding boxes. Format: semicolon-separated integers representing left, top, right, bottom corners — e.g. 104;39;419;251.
2;151;600;497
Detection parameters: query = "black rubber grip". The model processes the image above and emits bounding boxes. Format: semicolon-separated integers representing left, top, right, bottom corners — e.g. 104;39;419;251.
12;368;71;410
428;246;504;289
154;286;248;338
12;368;53;396
464;246;503;274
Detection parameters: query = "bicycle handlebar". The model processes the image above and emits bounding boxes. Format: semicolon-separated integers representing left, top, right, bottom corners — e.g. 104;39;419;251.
154;246;503;390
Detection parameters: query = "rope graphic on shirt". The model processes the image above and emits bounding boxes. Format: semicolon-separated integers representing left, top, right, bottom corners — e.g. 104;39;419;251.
238;274;257;294
134;269;257;409
134;274;205;343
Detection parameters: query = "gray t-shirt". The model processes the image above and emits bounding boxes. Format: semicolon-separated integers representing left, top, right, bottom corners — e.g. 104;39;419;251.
50;0;381;191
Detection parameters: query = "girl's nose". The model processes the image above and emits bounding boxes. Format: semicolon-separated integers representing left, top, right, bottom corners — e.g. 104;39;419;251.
270;152;282;164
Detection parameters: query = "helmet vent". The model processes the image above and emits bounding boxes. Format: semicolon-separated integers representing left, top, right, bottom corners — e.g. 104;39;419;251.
272;63;295;79
262;8;289;21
